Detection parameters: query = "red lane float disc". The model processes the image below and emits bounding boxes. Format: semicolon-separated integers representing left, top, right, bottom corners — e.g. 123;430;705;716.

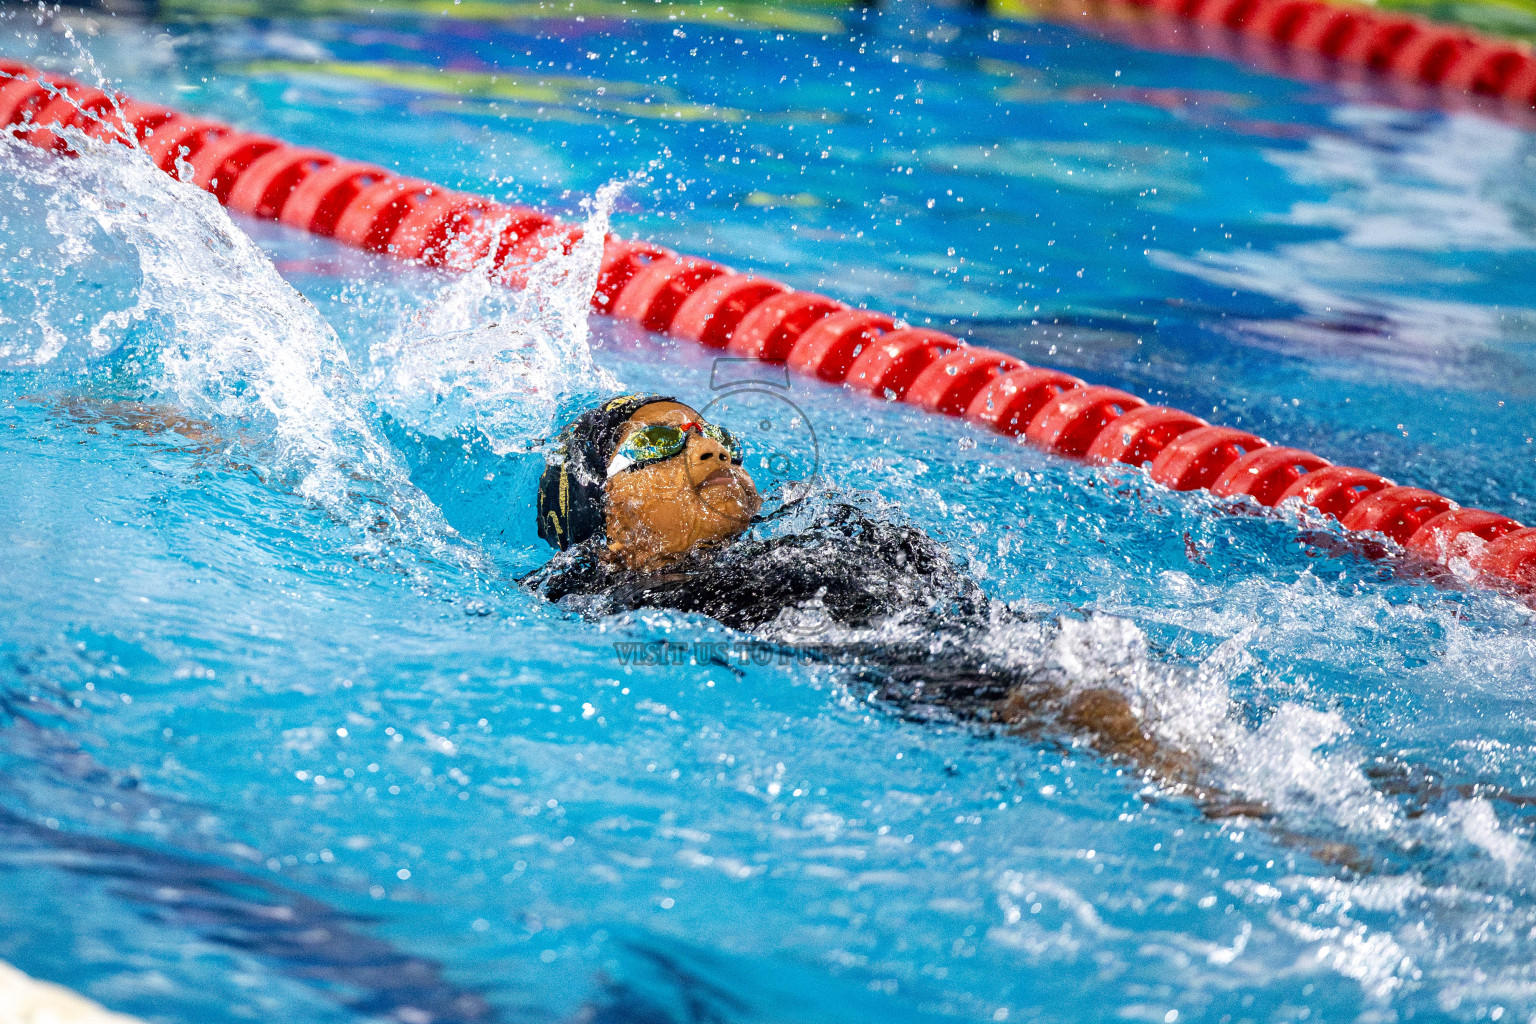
225;147;335;220
1291;7;1379;57
188;133;281;202
455;207;555;275
781;308;893;379
24;88;114;152
1277;465;1394;519
332;177;435;253
1210;446;1330;507
479;208;559;270
142;116;229;173
593;239;671;314
1473;528;1536;589
1442;46;1533;96
1237;0;1306;30
610;256;731;333
1259;0;1327;44
0;77;50;129
1149;427;1267;491
736;292;847;363
499;224;586;288
21;92;82;149
1025;386;1147;459
1085;406;1207;467
279;162;391;237
904;347;1025;416
82;98;174;145
1339;486;1457;545
389;192;491;263
1193;0;1258;29
1389;27;1480;85
964;368;1085;437
844;329;961;400
1500;56;1536;104
497;217;571;262
1405;508;1523;563
1236;0;1307;40
1339;18;1424;70
670;274;789;350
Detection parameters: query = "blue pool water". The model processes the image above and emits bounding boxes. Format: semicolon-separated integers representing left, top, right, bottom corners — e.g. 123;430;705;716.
2;2;1536;1022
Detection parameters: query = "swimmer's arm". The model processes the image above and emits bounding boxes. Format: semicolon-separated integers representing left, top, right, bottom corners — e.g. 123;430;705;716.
1002;685;1236;804
1017;686;1371;871
37;396;224;449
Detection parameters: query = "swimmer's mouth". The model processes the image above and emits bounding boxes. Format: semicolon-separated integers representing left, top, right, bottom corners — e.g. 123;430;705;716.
698;467;739;492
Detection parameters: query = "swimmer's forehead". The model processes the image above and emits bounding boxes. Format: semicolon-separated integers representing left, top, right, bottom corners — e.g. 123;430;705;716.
622;401;703;430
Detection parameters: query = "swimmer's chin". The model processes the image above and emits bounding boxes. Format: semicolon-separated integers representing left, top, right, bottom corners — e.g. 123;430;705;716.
689;469;756;521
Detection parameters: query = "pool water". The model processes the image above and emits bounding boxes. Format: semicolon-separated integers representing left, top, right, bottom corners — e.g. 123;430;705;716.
2;2;1536;1022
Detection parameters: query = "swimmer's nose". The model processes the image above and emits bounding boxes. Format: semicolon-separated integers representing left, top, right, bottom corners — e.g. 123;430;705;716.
685;432;746;481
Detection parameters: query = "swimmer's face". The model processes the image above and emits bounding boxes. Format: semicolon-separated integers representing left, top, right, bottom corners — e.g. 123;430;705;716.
604;401;761;570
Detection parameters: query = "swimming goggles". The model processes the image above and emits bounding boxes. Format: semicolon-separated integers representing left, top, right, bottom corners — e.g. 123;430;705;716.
606;420;743;479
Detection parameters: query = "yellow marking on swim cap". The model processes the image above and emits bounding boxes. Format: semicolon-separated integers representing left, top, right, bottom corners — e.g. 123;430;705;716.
605;393;646;411
546;511;563;543
559;464;570;517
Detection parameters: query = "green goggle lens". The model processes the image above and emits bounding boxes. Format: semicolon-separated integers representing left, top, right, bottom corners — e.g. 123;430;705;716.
608;422;742;478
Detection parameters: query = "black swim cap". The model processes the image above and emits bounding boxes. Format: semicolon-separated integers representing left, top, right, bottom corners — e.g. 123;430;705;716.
536;393;677;550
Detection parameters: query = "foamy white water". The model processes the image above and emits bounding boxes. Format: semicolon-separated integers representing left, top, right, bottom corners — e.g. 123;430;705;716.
0;124;465;562
368;181;628;455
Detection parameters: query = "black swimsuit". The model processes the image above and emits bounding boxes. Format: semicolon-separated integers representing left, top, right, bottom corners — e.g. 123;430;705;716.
524;498;1406;830
522;499;1061;722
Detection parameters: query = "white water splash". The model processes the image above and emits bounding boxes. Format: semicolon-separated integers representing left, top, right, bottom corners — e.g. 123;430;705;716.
0;124;463;562
1031;596;1536;1008
1042;613;1397;833
1444;798;1531;878
367;181;627;455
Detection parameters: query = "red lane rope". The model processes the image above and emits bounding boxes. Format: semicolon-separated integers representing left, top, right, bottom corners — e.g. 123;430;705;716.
1011;0;1536;115
4;59;1532;596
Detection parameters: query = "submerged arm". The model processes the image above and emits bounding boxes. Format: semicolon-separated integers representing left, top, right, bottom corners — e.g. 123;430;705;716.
42;396;225;452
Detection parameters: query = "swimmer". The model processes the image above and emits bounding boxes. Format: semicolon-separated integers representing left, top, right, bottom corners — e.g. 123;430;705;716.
524;393;1257;816
536;397;1536;872
49;391;1396;859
